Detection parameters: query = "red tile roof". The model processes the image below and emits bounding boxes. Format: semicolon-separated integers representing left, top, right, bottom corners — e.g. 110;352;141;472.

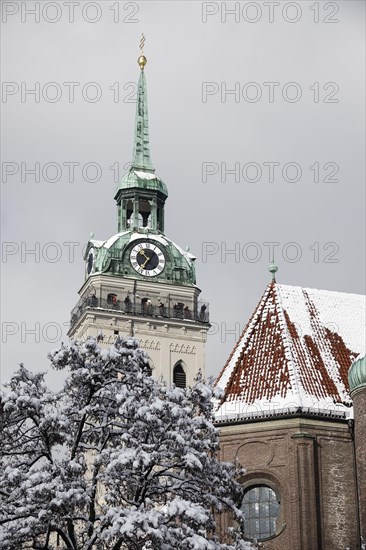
215;283;365;419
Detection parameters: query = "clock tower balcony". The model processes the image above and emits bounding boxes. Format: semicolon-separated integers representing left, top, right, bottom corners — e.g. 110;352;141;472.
69;295;209;333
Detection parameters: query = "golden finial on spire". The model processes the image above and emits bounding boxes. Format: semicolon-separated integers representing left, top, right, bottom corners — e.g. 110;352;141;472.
138;33;147;70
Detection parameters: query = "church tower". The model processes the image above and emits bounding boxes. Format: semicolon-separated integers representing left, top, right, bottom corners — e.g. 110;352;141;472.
68;48;210;387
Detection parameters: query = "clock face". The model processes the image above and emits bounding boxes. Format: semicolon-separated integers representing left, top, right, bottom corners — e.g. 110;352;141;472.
130;241;166;277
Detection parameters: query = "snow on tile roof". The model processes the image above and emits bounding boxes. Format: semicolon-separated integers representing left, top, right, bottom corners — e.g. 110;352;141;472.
215;283;366;420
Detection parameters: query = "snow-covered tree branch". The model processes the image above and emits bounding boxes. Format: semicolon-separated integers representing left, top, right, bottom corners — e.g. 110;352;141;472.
0;338;252;549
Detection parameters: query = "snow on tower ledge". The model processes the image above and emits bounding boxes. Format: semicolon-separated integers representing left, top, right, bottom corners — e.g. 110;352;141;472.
215;282;366;421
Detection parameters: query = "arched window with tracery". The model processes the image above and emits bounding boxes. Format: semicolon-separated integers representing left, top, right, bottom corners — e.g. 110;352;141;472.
241;484;281;541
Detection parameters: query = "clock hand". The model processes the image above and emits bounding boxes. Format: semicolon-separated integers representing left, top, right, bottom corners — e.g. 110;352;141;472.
141;250;154;269
139;249;150;261
141;257;149;269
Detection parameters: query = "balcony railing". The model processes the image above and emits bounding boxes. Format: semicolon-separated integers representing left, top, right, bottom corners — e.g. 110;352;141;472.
70;296;209;329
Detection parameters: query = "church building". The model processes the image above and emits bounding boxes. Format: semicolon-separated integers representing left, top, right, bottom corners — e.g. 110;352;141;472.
215;271;365;549
68;48;366;549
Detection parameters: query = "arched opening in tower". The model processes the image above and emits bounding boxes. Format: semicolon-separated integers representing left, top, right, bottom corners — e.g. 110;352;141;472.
173;362;187;388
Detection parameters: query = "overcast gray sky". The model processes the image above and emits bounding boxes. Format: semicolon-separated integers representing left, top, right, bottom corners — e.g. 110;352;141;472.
1;1;365;389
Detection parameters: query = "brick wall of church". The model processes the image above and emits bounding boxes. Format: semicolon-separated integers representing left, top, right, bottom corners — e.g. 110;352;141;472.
217;416;359;550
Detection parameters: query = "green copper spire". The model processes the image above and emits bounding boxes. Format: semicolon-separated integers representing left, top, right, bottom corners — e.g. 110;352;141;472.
132;53;154;173
114;42;168;234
